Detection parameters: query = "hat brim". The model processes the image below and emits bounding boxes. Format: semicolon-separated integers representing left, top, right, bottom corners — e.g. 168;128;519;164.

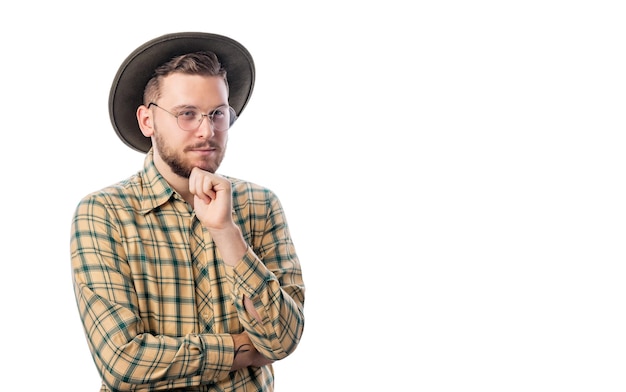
109;32;255;153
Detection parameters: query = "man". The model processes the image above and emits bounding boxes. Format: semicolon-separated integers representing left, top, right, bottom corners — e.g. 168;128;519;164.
70;32;305;391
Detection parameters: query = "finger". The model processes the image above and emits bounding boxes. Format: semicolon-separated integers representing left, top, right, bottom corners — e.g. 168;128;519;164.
189;168;212;203
201;175;217;201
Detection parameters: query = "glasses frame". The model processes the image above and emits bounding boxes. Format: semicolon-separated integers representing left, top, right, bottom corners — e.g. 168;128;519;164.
148;102;237;132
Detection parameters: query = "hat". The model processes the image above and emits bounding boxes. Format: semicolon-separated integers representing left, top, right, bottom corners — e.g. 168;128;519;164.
109;32;255;153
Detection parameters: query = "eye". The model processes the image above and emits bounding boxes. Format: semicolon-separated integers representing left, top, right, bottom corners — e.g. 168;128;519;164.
210;107;227;119
177;110;198;120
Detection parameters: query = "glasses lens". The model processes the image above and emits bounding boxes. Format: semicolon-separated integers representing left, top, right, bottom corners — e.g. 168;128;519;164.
209;105;233;131
176;109;202;131
172;106;235;131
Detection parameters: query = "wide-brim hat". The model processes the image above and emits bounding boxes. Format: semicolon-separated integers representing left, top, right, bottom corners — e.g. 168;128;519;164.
109;32;255;153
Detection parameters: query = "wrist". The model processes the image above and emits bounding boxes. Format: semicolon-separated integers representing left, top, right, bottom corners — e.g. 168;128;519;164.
211;223;247;266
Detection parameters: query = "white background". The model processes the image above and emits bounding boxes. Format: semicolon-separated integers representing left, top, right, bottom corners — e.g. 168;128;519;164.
1;1;625;390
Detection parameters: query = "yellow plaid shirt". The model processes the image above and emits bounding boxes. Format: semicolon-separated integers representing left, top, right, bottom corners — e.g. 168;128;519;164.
70;150;305;391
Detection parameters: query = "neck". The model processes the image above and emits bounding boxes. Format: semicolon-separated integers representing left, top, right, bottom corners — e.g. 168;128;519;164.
153;152;194;205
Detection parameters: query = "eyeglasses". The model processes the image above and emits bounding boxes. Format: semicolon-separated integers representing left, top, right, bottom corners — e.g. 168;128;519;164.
148;102;237;132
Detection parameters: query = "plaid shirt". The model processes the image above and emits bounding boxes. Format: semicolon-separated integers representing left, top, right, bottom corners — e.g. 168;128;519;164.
70;150;305;391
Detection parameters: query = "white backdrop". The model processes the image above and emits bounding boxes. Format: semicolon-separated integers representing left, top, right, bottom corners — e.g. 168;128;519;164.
1;1;625;390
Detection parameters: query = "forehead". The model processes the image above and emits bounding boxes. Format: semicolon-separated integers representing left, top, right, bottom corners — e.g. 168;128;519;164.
159;73;229;103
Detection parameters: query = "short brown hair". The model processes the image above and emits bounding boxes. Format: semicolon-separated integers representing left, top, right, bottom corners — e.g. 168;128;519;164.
143;51;229;105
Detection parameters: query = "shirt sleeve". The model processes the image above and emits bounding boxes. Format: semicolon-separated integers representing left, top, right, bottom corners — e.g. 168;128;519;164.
70;194;234;390
231;186;306;360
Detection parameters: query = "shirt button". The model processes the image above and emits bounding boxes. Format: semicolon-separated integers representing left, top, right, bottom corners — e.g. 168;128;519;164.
202;312;210;320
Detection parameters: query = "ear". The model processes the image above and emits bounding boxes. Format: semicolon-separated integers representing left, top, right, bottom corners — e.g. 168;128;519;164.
137;105;154;137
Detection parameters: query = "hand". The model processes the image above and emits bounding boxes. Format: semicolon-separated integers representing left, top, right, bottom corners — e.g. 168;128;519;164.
231;332;274;371
189;167;233;230
189;167;247;266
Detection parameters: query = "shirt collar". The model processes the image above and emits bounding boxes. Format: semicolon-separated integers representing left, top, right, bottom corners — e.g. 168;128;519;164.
138;148;176;214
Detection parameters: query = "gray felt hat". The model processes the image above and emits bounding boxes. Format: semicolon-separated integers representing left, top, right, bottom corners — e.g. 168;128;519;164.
109;32;255;153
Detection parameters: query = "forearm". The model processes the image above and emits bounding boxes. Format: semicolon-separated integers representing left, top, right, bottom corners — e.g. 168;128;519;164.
73;280;235;390
209;222;248;266
210;224;263;323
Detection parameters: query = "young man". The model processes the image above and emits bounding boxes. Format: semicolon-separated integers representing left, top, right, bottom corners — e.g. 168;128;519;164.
70;32;305;391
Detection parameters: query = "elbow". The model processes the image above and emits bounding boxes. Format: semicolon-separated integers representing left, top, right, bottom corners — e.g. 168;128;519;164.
93;346;143;391
283;313;305;357
99;366;136;392
98;356;137;392
259;309;305;360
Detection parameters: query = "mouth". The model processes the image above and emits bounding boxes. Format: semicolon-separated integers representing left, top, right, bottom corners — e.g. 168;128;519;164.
187;144;218;154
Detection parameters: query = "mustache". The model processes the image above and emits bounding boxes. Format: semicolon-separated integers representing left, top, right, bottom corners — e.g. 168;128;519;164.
186;141;221;151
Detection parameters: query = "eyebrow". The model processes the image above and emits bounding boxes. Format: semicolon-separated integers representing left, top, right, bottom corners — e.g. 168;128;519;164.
170;103;228;112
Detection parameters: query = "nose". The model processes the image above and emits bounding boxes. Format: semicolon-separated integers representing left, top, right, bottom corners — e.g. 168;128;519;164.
196;115;215;138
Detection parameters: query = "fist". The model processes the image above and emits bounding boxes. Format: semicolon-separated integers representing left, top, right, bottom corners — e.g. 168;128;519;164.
189;167;233;230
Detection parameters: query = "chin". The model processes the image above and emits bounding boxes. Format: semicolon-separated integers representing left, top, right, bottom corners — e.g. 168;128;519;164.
192;161;218;174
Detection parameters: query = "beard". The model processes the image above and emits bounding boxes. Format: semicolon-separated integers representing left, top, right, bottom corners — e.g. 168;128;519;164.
153;128;225;178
